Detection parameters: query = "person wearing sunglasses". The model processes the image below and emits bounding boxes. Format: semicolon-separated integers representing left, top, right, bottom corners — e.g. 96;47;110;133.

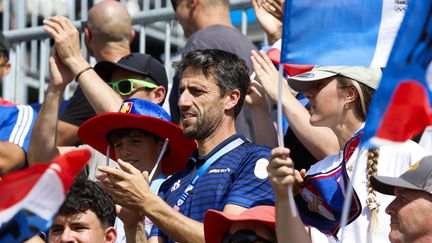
109;78;157;96
28;41;195;243
204;206;277;243
94;52;168;105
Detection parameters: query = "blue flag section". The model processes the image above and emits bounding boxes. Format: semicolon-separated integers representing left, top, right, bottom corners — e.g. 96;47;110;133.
280;0;406;67
361;1;432;146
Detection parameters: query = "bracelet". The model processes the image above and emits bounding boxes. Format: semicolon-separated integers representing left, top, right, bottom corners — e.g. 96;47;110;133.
75;66;93;82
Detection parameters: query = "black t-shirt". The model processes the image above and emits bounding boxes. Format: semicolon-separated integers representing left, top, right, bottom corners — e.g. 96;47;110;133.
284;127;318;171
59;85;96;126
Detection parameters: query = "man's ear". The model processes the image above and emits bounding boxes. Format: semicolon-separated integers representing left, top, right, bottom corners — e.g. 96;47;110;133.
104;226;117;243
3;62;11;76
84;27;91;46
129;29;136;43
151;86;167;106
224;89;241;112
189;0;199;9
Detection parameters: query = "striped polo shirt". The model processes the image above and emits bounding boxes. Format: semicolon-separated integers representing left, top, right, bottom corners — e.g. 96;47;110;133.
149;134;274;241
0;105;36;153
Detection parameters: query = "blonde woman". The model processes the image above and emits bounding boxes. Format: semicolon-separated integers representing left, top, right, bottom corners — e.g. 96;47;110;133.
267;66;427;243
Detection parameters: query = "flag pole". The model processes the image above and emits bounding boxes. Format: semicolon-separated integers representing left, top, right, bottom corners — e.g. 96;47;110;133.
339;145;363;242
277;63;298;217
149;138;169;183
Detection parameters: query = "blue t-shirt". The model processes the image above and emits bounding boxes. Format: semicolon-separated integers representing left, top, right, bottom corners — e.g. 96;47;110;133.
0;105;37;152
149;134;274;241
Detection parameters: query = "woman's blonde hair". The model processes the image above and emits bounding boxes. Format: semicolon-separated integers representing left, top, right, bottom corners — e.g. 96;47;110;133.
366;148;380;234
338;76;380;233
337;77;375;121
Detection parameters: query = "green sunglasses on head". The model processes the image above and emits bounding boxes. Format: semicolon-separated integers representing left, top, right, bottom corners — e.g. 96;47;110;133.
109;79;158;96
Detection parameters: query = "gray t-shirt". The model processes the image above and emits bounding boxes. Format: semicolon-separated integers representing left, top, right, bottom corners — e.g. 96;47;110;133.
169;25;257;141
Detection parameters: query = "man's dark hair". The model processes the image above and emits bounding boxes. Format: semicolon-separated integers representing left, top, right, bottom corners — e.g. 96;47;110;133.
175;49;250;117
57;177;116;228
0;32;10;60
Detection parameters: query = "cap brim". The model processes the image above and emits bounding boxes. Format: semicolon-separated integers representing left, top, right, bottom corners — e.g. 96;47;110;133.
94;61;152;82
287;70;338;92
204;209;275;243
371;175;422;195
78;113;196;175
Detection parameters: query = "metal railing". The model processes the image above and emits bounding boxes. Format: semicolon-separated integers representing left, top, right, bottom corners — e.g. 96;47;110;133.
1;0;264;105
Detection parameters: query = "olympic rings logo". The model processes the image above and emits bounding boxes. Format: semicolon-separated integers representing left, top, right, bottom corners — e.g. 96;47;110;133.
394;6;407;12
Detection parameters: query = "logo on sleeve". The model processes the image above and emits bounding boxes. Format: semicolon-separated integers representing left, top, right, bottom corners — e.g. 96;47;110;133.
254;158;269;179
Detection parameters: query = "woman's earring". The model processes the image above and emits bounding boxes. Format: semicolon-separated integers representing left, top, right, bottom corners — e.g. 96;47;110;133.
344;103;349;109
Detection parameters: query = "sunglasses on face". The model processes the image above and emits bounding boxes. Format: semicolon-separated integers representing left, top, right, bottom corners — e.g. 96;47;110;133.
109;79;158;96
222;230;275;243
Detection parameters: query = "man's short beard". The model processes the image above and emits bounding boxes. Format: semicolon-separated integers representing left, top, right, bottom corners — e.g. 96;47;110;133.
183;105;223;140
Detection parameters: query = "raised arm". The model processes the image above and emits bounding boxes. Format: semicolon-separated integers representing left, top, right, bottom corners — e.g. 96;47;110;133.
250;50;339;159
251;0;283;45
43;16;122;114
27;49;74;164
245;78;277;147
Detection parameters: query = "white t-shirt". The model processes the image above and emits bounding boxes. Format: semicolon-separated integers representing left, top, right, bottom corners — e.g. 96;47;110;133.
309;140;426;243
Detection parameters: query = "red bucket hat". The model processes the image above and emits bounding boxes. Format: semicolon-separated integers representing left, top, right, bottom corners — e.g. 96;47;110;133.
77;98;196;175
204;206;276;243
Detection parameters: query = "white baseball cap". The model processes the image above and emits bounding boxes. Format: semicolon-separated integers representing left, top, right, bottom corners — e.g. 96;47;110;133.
287;66;382;92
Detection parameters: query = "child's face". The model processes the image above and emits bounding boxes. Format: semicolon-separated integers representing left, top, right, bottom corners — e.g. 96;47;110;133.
111;129;162;173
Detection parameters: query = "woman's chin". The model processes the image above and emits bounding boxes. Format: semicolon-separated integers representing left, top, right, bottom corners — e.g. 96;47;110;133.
309;117;322;126
309;118;330;128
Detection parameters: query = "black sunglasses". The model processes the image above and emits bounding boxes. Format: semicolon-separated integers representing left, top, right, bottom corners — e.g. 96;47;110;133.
222;230;275;243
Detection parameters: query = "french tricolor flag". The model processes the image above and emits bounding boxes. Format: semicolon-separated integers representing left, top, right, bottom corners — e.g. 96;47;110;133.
280;0;406;67
361;1;432;146
0;150;91;242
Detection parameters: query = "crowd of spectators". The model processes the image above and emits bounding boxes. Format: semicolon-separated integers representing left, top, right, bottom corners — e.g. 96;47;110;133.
0;0;429;243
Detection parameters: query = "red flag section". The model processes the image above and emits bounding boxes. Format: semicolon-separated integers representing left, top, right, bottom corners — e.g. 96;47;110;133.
266;48;314;76
0;149;91;243
376;81;432;143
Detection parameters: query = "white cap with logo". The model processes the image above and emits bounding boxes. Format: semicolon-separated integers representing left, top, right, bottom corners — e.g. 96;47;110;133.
287;66;382;92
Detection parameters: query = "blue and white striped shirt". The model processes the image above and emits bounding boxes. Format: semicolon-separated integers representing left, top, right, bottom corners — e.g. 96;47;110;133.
0;105;36;153
149;134;274;242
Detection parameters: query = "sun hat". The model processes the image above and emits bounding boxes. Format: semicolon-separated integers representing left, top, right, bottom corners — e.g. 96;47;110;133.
287;66;382;92
204;206;275;243
77;98;196;175
371;155;432;196
94;53;168;92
